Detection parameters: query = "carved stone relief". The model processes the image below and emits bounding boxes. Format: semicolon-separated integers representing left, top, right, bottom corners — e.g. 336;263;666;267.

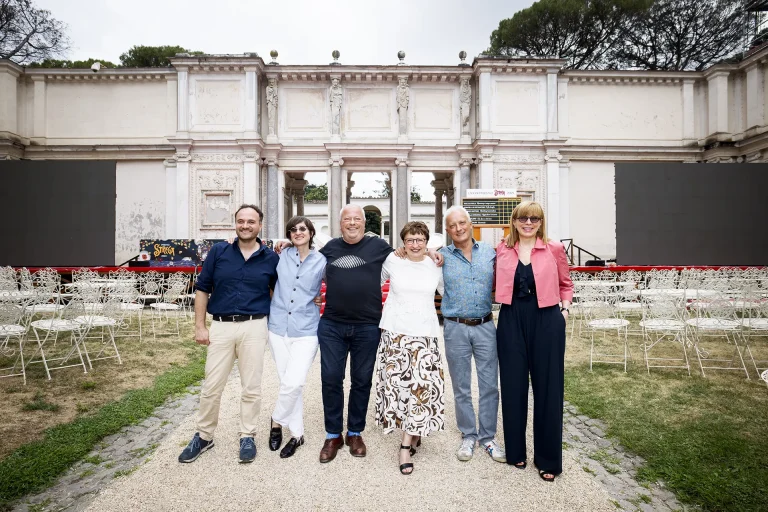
396;77;409;136
459;77;471;136
330;78;343;135
191;157;243;238
266;78;278;137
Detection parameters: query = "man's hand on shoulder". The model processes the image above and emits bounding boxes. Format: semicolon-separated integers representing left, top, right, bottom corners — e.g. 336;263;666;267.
427;248;444;267
195;325;210;346
274;240;292;254
393;247;407;259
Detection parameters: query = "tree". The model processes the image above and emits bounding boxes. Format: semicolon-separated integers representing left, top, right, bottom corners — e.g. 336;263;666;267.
304;183;328;201
29;57;116;68
119;45;203;67
488;0;651;69
364;210;381;235
0;0;70;64
612;0;744;71
410;187;421;202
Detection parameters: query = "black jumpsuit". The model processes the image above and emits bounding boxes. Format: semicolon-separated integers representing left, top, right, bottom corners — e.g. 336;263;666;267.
496;260;566;475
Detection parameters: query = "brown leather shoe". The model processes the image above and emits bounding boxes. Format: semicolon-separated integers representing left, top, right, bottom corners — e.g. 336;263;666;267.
345;434;367;457
319;437;344;463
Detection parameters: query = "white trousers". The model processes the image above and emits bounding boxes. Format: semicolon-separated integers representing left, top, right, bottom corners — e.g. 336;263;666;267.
268;331;319;438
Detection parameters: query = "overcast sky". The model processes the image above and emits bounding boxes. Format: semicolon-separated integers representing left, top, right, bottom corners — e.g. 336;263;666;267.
37;0;534;195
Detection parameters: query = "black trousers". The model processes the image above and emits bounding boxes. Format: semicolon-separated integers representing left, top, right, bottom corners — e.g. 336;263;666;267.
496;296;566;475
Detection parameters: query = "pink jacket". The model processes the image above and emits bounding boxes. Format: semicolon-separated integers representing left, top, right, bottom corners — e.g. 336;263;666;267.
495;238;573;308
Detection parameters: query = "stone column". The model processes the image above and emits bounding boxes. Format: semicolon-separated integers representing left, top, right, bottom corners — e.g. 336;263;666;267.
396;76;409;142
296;190;305;216
458;159;471;206
266;157;280;240
431;180;445;234
545;150;561;241
746;63;765;131
682;79;695;144
559;159;571;241
175;150;191;238
266;75;279;143
164;158;177;238
243;152;259;205
444;180;455;245
31;75;47;144
459;77;472;143
176;66;189;135
244;67;259;139
330;75;342;142
546;69;558;139
478;71;492;139
707;70;730;136
395;158;409;247
329;157;344;237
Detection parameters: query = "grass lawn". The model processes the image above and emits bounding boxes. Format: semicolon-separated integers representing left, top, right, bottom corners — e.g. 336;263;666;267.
564;319;768;511
0;316;203;506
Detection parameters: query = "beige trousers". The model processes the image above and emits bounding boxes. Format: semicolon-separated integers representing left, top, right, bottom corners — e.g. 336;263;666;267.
197;318;268;441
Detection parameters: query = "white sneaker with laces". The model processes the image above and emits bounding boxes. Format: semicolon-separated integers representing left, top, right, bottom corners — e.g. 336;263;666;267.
482;439;507;463
456;438;475;461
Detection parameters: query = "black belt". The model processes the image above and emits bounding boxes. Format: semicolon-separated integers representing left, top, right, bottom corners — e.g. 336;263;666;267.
444;313;494;326
213;314;265;322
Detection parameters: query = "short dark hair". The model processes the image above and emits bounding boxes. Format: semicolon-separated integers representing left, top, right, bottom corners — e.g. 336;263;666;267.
285;216;316;248
399;221;430;243
235;204;264;222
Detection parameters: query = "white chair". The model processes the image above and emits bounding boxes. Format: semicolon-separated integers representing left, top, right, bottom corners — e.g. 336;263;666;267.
639;294;690;375
149;275;188;339
686;296;749;379
0;302;29;384
75;295;124;369
586;291;631;372
741;292;768;381
27;298;91;380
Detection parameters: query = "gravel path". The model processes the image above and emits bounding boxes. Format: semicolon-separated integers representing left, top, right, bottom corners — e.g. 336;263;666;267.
16;337;680;512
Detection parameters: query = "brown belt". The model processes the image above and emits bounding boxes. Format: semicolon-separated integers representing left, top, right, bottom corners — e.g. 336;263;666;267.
444;313;494;326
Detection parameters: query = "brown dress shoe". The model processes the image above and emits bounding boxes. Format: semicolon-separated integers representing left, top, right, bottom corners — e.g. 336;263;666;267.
345;434;367;457
319;437;344;463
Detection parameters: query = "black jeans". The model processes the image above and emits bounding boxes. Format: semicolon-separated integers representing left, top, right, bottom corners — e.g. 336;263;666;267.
317;317;381;434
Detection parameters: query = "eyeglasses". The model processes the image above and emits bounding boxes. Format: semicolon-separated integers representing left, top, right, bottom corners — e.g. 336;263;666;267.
515;216;542;224
289;226;309;233
404;238;426;245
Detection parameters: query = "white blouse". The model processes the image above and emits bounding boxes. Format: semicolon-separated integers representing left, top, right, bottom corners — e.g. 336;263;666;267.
379;253;444;338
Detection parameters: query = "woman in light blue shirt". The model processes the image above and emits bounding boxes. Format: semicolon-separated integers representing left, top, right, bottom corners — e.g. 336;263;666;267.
267;216;327;458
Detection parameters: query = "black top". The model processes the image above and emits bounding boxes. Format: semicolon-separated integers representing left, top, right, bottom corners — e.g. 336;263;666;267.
320;236;393;324
513;260;536;298
194;239;279;316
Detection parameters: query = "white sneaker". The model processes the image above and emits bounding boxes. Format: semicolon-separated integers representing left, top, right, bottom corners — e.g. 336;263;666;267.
482;439;507;463
456;438;475;461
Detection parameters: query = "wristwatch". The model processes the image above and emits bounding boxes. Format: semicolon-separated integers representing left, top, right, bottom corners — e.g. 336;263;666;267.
560;307;569;313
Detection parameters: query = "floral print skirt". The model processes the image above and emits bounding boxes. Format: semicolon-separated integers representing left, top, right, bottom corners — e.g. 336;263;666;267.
374;330;445;436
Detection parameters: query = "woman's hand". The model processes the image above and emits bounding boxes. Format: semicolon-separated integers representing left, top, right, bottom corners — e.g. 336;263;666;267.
561;310;569;322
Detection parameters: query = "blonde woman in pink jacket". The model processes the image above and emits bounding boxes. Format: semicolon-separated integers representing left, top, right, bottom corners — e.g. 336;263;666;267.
495;201;573;483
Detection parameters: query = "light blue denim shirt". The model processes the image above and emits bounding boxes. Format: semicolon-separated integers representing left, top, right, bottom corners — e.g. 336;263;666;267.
268;248;327;337
439;240;495;318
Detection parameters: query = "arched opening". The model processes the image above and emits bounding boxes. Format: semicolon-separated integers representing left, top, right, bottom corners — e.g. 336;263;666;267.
363;205;383;237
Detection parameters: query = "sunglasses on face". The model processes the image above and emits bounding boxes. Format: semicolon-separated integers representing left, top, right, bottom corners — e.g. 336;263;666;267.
515;216;542;224
289;226;309;233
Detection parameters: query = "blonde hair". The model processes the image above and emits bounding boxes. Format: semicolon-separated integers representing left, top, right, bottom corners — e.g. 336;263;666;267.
504;201;548;247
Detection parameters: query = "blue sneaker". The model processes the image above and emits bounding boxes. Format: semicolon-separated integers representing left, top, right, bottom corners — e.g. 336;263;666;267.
178;433;214;463
239;436;256;463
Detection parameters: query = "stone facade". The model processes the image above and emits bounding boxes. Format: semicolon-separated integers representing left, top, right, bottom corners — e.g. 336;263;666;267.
1;48;767;261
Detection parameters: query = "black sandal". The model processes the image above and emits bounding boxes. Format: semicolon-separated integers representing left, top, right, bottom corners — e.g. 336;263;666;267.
538;470;556;482
512;461;527;470
399;445;414;475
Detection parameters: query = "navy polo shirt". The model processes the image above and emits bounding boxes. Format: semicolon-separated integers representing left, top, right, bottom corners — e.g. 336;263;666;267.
194;239;279;316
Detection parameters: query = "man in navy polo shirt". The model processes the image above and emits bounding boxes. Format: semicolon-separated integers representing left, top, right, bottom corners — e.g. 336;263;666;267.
179;204;278;464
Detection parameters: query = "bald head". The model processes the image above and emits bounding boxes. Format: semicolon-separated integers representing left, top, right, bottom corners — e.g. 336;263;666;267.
340;204;366;244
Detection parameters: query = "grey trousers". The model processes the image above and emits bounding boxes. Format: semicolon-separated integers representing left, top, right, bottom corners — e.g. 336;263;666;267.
443;319;499;445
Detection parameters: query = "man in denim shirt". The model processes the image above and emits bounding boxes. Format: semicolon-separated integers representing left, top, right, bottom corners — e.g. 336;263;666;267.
439;206;506;463
178;204;278;464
